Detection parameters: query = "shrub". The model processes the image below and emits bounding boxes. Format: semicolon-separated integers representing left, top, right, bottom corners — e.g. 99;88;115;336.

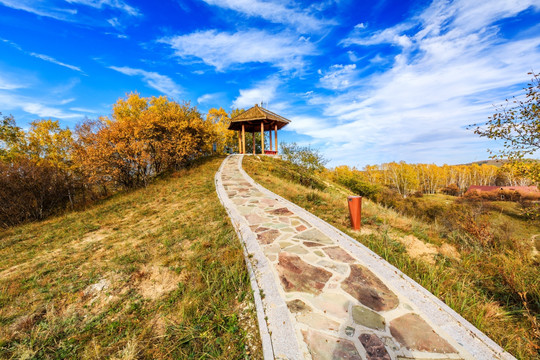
330;165;381;198
519;201;540;220
442;183;460;196
0;158;77;227
280;142;328;172
372;187;402;209
339;176;380;198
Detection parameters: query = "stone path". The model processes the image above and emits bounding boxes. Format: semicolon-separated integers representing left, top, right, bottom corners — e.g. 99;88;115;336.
215;155;515;360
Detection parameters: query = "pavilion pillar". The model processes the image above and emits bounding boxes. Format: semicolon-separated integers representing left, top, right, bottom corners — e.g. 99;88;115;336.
274;124;278;152
242;124;246;154
252;132;255;154
269;128;273;151
261;122;265;154
237;132;241;154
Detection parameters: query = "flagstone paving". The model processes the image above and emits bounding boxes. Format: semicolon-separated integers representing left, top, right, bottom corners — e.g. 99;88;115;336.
215;155;515;360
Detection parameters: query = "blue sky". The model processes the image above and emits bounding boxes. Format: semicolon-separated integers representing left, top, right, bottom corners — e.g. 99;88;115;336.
1;0;539;167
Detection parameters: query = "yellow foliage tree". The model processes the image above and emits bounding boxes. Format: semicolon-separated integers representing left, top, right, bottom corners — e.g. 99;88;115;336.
385;161;420;197
74;93;214;188
206;107;237;154
0;113;25;162
24;119;73;169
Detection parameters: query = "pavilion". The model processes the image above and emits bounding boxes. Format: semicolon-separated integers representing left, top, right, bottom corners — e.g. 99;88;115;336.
228;104;290;155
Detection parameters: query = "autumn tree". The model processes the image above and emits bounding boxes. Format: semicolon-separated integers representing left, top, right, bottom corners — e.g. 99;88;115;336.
1;94;239;226
472;72;540;183
385;161;420;197
244;132;264;154
74;93;214;189
363;165;382;184
0;112;24;161
0;117;77;226
416;164;443;194
1;117;74;167
206;107;237;154
498;163;534;186
24;119;74;168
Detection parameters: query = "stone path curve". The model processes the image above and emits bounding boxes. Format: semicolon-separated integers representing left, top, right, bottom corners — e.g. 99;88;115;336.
215;155;515;360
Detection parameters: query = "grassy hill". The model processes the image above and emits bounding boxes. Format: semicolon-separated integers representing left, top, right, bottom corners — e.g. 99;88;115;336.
2;153;537;359
243;155;539;360
0;156;262;360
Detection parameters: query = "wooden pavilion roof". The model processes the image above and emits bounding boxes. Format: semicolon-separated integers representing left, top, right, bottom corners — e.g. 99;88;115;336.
228;104;291;132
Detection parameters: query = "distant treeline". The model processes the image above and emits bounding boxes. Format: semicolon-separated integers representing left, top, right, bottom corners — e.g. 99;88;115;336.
328;162;537;198
0;93;237;227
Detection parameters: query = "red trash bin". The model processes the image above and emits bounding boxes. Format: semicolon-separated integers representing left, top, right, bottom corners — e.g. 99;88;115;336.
347;196;362;230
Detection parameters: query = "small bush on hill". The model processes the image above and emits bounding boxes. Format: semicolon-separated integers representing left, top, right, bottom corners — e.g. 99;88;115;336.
331;165;380;198
0;158;78;227
520;201;540;220
442;184;460;196
280;142;328;172
270;142;328;190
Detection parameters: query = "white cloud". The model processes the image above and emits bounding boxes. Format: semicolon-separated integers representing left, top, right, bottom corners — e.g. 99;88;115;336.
109;66;182;98
0;92;82;119
69;107;98;113
29;52;84;73
319;64;357;90
160;29;316;71
421;0;540;35
197;93;219;104
21;102;82;119
59;98;76;105
296;0;540;166
232;77;280;109
66;0;140;17
0;74;24;90
107;17;121;28
105;32;129;39
0;0;77;20
1;37;84;73
341;22;415;48
0;0;139;25
200;0;329;31
287;114;331;134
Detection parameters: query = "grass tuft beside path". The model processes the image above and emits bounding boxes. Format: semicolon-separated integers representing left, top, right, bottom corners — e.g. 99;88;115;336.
0;156;262;360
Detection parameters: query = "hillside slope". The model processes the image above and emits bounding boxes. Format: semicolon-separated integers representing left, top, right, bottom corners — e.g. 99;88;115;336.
243;155;539;360
0;156;262;359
